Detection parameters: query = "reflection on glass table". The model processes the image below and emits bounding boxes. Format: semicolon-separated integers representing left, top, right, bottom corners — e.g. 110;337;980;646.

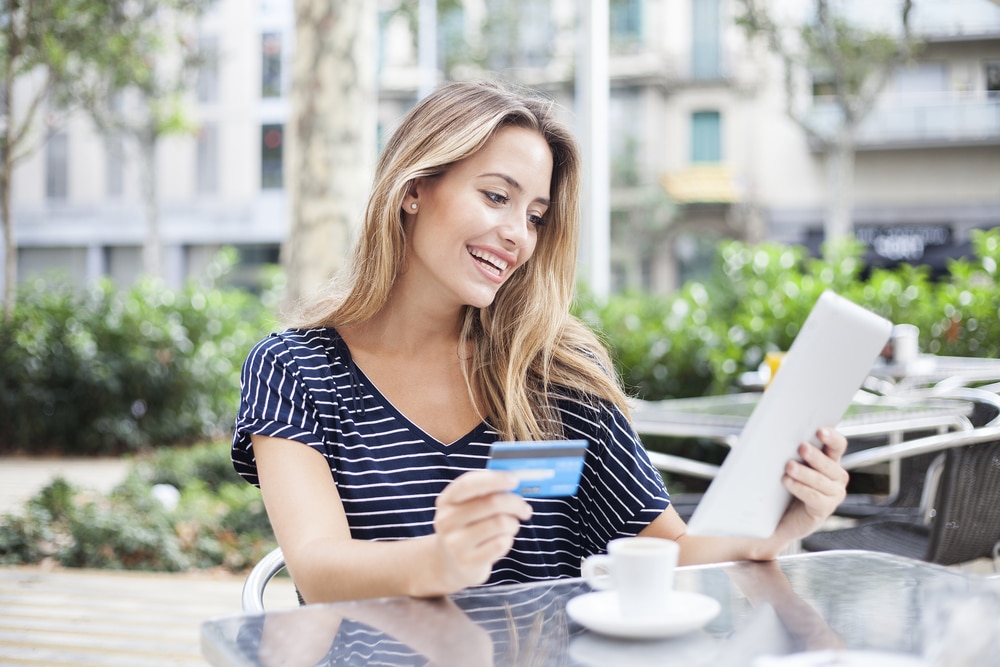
200;550;994;667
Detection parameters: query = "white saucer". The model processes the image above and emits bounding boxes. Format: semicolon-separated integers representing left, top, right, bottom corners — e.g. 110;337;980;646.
566;590;721;640
752;650;929;667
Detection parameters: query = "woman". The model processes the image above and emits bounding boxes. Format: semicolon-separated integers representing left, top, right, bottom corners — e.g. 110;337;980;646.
233;79;849;604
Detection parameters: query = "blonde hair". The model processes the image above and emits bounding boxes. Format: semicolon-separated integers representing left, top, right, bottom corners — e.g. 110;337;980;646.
292;79;628;439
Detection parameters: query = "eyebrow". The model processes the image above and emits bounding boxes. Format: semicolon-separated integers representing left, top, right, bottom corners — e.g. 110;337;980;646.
480;172;551;207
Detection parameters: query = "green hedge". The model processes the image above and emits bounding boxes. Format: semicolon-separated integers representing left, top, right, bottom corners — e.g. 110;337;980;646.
0;442;275;571
0;249;279;454
575;228;1000;401
2;232;997;455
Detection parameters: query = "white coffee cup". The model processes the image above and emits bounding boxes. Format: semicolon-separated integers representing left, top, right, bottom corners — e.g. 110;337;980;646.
581;536;679;620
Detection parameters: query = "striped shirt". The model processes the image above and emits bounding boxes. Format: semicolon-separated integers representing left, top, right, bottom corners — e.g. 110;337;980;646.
232;327;671;586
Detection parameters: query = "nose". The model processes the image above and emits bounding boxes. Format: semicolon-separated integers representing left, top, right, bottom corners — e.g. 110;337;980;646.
498;208;532;248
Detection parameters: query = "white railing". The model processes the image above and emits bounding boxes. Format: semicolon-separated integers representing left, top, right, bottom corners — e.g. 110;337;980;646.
806;93;1000;146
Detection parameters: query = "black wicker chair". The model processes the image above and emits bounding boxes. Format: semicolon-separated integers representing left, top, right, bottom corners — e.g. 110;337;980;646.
803;425;1000;566
833;386;1000;520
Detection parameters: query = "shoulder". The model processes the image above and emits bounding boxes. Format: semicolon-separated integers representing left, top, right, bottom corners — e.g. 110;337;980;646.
248;327;342;361
550;386;628;436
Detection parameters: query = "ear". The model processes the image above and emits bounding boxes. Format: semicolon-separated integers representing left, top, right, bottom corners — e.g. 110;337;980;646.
402;178;424;213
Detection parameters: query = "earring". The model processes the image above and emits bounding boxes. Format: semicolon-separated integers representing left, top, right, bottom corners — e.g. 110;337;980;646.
410;203;417;211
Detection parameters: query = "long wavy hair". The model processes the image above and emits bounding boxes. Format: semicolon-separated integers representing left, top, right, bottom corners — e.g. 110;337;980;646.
291;79;628;440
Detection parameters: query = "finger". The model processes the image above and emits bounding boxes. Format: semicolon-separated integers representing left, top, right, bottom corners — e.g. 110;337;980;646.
437;470;519;506
815;427;848;460
783;473;845;517
784;457;848;511
439;514;522;569
786;451;849;495
449;513;523;552
797;440;848;480
435;490;532;535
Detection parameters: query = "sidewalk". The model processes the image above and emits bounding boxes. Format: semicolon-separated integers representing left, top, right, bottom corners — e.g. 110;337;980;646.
0;457;297;665
0;456;132;515
0;564;298;666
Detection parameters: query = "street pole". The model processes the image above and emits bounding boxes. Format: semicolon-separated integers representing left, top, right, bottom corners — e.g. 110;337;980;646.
576;0;611;300
417;0;437;99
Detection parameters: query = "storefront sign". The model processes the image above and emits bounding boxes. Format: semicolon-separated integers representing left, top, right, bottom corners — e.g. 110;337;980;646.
855;224;952;262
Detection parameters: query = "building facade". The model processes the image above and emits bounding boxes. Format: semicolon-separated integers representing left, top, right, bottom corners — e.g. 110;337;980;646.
5;0;1000;295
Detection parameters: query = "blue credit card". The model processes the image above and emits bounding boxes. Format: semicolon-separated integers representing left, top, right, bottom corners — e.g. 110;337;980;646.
486;440;588;498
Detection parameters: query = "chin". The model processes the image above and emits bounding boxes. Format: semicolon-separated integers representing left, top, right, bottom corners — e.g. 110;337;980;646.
463;288;501;310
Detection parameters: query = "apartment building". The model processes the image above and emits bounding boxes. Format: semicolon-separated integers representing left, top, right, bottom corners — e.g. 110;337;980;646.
6;0;999;295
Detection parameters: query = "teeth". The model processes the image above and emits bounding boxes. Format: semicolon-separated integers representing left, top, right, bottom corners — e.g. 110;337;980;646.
469;248;508;274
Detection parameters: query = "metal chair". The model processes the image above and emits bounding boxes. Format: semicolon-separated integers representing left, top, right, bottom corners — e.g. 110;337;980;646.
242;546;291;613
803;425;1000;567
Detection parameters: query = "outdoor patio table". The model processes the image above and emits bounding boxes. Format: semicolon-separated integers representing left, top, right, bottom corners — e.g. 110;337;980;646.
629;392;974;483
200;550;991;666
869;354;1000;392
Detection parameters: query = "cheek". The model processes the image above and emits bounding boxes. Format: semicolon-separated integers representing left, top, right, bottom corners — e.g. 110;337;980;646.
514;236;540;274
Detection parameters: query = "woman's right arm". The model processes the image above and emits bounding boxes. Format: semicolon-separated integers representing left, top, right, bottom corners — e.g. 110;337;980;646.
252;434;532;603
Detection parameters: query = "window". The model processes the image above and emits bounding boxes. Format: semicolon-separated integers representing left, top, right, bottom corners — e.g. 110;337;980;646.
484;0;552;70
889;62;947;101
261;32;282;98
197;35;220;104
611;0;642;50
197;123;219;195
691;111;721;163
105;136;124;198
46;133;68;200
437;4;466;75
261;124;284;189
986;62;1000;98
691;0;721;79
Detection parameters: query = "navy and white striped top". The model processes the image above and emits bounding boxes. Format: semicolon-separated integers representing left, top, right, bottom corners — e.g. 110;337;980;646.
232;327;671;586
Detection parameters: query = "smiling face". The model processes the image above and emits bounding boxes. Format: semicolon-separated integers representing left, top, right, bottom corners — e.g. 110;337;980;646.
401;125;554;311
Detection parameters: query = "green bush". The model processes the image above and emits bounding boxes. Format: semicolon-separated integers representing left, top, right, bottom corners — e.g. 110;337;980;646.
0;442;275;571
0;249;279;454
575;229;1000;401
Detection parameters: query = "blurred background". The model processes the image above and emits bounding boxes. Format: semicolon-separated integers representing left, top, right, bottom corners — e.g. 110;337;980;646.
2;0;1000;574
5;0;998;302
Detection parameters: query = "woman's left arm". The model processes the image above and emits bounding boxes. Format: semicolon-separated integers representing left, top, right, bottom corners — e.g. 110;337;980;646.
640;427;850;564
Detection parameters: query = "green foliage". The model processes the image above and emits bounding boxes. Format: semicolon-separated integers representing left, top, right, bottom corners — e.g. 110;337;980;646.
0;442;275;571
576;229;1000;401
0;249;278;454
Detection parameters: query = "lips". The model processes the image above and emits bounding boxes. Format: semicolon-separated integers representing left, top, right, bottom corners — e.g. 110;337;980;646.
468;247;510;277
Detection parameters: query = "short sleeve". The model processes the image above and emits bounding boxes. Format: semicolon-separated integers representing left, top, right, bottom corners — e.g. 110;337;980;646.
231;334;326;486
572;399;671;553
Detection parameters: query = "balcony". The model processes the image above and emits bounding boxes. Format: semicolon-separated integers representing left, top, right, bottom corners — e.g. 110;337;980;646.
805;93;1000;150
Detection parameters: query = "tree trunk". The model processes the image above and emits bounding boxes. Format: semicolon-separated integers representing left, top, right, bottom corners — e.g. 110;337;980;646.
1;141;15;321
282;0;377;308
1;65;16;320
139;130;162;279
822;130;856;260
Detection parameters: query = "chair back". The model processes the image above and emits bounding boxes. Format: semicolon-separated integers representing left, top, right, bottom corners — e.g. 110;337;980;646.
242;547;288;613
925;435;1000;565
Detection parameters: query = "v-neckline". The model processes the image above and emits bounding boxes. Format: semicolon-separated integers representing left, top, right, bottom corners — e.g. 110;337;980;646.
355;363;491;451
332;331;490;452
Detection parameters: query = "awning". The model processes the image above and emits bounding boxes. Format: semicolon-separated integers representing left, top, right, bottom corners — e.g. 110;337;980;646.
661;164;741;204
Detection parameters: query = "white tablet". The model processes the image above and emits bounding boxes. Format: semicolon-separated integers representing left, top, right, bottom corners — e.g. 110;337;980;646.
685;290;893;539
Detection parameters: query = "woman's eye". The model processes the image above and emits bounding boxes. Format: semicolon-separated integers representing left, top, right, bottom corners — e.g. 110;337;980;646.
484;191;509;205
529;214;547;228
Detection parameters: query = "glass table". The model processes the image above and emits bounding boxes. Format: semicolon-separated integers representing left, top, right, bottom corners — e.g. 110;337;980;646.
629;393;975;483
200;550;996;666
